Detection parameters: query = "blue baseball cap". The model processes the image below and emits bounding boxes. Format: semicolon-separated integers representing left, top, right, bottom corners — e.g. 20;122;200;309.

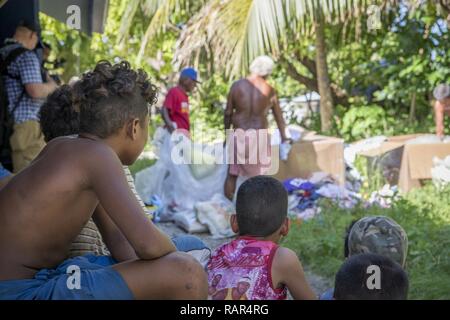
180;67;201;83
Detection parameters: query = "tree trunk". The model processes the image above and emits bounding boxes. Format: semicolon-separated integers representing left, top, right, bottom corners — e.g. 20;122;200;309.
409;91;417;124
279;54;349;108
314;14;334;132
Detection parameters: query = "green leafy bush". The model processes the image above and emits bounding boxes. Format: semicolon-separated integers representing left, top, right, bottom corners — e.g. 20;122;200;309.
338;103;395;141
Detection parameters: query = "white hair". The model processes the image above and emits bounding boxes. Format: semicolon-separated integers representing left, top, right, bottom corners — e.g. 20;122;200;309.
249;55;275;77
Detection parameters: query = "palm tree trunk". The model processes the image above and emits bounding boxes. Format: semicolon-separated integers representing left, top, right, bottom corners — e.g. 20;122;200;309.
409;91;417;123
314;14;334;132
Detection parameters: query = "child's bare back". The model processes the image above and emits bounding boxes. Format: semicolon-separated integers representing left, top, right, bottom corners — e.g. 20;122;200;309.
0;137;126;280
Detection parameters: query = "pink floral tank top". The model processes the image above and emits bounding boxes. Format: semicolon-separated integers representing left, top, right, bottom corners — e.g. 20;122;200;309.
207;237;287;300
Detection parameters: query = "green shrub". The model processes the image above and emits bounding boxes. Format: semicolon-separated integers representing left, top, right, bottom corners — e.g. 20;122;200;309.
338;103;395;141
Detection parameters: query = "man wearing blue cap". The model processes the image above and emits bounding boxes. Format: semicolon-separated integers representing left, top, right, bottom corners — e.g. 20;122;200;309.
161;68;199;133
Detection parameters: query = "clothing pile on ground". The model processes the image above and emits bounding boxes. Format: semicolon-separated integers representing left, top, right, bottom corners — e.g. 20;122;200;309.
284;171;405;220
283;173;361;220
431;155;450;189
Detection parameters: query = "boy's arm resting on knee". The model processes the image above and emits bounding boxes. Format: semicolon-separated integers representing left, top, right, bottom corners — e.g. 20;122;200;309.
271;247;317;300
92;204;138;262
87;146;176;259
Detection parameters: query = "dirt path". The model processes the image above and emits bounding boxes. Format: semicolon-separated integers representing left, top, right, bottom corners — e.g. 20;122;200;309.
157;222;332;296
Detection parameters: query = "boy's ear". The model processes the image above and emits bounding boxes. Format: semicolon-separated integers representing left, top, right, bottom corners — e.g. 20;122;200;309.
230;214;239;234
126;118;140;140
280;217;290;237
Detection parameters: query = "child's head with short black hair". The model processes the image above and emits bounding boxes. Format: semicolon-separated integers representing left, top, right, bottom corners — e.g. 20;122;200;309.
234;176;288;238
72;60;158;164
334;253;409;300
40;84;79;142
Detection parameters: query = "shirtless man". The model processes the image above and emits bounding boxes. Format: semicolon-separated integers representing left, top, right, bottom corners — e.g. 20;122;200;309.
0;61;207;300
224;56;289;200
433;84;450;138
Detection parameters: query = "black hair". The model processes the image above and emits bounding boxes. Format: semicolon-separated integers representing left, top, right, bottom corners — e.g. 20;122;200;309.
334;253;409;300
235;176;288;237
39;84;79;142
344;220;358;258
72;60;157;139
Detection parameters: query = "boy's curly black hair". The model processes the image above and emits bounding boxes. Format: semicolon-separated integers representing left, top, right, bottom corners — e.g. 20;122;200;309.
72;60;158;138
39;84;79;142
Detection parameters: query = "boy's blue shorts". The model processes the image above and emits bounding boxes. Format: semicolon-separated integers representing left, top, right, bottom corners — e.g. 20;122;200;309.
0;235;209;300
0;164;11;180
0;255;133;300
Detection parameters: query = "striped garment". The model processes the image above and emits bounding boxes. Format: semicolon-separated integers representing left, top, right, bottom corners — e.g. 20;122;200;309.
68;166;150;257
123;166;148;212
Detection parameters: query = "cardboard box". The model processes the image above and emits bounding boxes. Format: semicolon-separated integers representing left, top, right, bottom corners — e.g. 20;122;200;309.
270;132;345;185
354;134;450;192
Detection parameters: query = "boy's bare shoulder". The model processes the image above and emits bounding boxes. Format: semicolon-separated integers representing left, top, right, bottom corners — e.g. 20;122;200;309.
272;246;303;272
44;137;119;168
274;246;299;261
48;137;114;156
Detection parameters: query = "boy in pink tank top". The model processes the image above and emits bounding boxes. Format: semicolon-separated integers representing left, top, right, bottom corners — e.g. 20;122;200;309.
207;176;317;300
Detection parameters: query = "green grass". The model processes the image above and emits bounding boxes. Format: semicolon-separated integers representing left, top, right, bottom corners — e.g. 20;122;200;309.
283;184;450;300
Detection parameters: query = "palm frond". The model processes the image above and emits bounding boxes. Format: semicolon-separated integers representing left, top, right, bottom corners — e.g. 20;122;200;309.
136;0;179;64
173;0;398;77
174;0;285;76
117;0;140;45
117;0;196;64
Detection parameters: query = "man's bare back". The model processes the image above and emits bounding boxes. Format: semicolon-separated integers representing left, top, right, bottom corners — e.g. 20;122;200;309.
0;137;114;280
226;76;275;130
223;74;288;200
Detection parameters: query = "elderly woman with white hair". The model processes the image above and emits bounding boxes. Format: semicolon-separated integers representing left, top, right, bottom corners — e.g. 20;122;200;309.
223;55;289;200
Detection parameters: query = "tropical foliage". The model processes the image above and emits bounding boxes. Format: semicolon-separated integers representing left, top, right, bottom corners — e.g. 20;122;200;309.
40;0;449;137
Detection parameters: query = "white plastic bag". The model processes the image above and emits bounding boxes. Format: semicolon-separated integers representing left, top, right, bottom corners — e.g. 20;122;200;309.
280;141;292;161
173;210;209;233
160;132;229;216
136;129;229;231
195;194;236;239
135;159;168;204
